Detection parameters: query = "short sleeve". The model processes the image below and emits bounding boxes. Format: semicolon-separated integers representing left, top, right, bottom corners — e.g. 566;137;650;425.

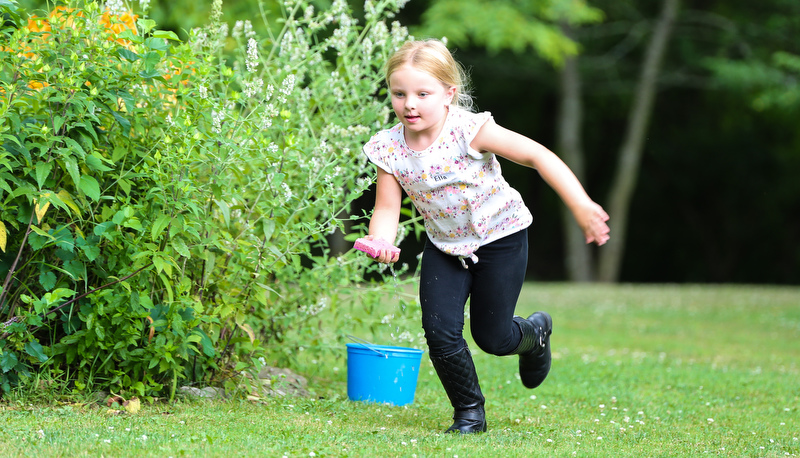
363;131;394;175
461;110;493;159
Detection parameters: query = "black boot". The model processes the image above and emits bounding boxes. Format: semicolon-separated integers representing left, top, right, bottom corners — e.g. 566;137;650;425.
429;346;487;434
511;312;553;389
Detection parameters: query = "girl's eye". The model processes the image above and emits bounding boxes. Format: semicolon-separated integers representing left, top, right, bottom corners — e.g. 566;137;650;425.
419;92;429;97
394;92;404;98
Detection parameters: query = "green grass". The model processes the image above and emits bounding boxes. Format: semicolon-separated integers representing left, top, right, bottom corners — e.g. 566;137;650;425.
1;283;799;457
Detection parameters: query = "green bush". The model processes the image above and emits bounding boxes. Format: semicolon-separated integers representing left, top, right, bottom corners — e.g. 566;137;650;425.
0;0;418;400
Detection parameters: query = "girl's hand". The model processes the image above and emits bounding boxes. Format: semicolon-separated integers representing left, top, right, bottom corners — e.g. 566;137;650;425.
364;235;400;264
575;202;610;246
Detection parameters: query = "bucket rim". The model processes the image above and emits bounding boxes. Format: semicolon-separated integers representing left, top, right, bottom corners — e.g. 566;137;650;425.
346;343;424;355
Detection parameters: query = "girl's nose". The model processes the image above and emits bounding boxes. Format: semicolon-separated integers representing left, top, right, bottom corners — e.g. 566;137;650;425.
404;96;416;109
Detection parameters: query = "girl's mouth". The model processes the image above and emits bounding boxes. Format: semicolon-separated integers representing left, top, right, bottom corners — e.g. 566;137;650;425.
405;115;420;123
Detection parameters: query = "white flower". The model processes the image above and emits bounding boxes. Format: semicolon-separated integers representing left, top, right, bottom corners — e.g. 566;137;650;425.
138;0;150;11
104;0;126;16
212;110;223;134
243;78;264;99
232;20;244;39
211;0;223;22
246;38;259;73
198;85;208;99
277;75;296;103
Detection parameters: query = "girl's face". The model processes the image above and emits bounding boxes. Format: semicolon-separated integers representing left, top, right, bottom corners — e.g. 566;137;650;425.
389;64;455;148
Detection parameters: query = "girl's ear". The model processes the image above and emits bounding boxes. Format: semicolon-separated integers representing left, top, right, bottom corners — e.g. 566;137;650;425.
446;85;456;105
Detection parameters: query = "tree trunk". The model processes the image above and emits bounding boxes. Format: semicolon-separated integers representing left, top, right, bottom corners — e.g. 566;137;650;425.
598;0;680;282
556;37;594;282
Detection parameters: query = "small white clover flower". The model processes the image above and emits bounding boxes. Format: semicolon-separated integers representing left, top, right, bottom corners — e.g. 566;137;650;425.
198;85;208;99
138;0;150;11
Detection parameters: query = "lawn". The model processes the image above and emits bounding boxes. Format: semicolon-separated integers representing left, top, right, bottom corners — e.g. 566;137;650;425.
1;283;798;457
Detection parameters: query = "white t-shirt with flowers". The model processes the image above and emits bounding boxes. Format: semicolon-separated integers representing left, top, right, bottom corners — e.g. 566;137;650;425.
363;107;533;264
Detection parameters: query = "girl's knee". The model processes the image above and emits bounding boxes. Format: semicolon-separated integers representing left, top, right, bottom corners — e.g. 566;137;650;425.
473;334;516;356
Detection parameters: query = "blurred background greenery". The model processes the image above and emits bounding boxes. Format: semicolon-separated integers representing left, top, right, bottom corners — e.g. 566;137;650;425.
15;0;800;284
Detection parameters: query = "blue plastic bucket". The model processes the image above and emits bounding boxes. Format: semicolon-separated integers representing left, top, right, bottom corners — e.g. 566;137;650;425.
346;343;424;406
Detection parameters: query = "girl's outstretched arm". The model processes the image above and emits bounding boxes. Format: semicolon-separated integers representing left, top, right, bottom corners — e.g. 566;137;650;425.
472;120;610;246
367;168;403;263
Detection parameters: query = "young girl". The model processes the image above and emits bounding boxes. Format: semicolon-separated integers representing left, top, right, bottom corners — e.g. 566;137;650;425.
363;39;610;434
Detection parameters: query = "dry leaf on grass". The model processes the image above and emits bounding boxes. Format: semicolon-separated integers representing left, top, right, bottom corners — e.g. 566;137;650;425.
106;395;125;407
123;398;141;414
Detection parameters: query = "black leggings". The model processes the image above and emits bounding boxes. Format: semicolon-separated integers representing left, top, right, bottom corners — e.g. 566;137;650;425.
419;229;528;358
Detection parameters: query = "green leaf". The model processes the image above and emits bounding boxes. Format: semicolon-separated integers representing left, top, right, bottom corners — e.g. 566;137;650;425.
215;199;230;226
110;109;132;135
117;47;140;62
142;51;162;71
262;219;275;241
122;217;143;232
158;272;174;303
86;153;114;172
64;158;80;187
35;161;53;189
171;238;191;258
118;178;132;196
53;115;66;134
152;30;180;41
116;30;142;44
136;18;156;34
1;351;19;373
24;340;49;363
39;271;57;291
144;37;170;52
79;176;101;201
151;214;171;241
203;251;216;286
198;330;215;357
111;145;128;162
80;244;100;261
94;221;115;237
138;69;163;79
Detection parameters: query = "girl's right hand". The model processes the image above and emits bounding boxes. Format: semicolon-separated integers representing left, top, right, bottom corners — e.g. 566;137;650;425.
364;235;400;264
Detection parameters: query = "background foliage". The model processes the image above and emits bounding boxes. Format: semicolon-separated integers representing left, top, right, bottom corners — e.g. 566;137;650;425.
0;0;419;398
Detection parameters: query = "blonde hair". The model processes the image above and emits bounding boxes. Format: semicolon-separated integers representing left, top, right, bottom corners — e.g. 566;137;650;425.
385;39;474;111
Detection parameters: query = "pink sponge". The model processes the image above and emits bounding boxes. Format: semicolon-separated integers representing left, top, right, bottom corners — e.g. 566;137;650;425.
354;237;400;259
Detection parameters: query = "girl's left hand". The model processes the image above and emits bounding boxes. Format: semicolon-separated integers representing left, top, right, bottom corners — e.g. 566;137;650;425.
576;202;610;246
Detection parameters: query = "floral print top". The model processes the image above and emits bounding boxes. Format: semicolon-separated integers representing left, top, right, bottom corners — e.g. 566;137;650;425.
364;107;533;264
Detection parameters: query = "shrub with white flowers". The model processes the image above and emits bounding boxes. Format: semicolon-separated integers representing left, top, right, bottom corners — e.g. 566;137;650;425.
0;0;418;398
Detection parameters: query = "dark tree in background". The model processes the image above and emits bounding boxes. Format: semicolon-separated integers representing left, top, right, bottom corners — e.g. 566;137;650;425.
412;0;800;284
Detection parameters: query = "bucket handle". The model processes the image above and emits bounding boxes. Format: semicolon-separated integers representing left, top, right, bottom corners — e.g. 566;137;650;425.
347;335;388;358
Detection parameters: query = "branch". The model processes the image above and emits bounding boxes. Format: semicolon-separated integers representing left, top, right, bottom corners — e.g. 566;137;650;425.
0;263;153;340
45;262;153;318
0;211;36;320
